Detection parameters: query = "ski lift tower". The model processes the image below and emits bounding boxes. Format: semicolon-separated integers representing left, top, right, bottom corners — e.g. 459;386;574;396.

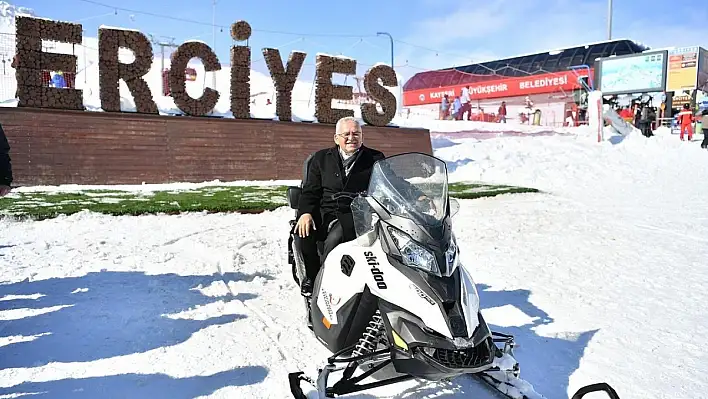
148;34;178;95
352;76;366;104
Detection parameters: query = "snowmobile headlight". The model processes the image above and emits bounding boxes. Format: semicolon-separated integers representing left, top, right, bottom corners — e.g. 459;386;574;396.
446;235;458;271
388;227;440;276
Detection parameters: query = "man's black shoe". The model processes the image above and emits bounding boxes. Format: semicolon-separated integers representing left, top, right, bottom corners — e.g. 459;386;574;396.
301;278;313;296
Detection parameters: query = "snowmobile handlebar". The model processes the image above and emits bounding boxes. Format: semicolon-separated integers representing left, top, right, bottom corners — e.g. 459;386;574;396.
331;191;366;200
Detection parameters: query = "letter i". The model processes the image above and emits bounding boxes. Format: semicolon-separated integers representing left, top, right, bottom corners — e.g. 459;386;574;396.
230;20;252;119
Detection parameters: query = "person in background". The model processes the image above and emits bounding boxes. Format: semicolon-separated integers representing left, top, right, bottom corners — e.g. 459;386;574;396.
498;101;507;123
700;109;708;149
619;106;633;122
11;55;18;98
676;103;695;141
0;122;12;197
51;71;66;88
460;86;471;120
452;96;462;120
439;94;450;120
565;110;575;127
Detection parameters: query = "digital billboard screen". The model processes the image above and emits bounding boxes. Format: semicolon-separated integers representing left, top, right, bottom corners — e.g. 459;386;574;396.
597;51;668;95
697;47;708;93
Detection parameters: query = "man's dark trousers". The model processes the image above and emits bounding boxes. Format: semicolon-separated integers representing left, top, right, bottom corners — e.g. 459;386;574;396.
296;218;345;282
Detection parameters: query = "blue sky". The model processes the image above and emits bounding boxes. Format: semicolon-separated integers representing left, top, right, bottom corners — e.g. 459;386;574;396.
20;0;708;83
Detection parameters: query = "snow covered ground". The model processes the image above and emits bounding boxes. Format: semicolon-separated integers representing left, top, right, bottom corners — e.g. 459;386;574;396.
3;2;708;398
2;126;707;399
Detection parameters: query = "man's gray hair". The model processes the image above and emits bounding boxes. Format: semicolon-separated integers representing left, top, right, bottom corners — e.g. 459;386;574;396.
335;116;362;135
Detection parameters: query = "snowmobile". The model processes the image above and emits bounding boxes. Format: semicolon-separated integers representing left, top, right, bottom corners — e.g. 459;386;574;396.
285;152;620;399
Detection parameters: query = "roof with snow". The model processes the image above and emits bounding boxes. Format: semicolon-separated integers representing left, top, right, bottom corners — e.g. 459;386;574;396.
403;39;650;91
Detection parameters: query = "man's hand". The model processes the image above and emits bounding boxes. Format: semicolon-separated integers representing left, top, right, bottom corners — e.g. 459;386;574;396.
0;185;10;197
296;213;317;238
417;195;437;214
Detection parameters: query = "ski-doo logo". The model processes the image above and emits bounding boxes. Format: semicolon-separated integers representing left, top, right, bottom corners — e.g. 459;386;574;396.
321;289;335;320
410;284;435;306
364;251;387;289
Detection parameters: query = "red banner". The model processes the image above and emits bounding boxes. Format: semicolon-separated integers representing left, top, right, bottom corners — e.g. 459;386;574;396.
403;70;589;106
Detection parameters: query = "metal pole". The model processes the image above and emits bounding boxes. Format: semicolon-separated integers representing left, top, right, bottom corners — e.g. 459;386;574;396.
83;39;87;83
377;31;400;115
161;45;165;76
607;0;613;40
211;0;217;89
377;32;394;68
161;44;165;95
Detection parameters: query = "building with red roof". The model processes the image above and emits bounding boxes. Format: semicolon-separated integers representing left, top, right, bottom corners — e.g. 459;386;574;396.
402;39;649;126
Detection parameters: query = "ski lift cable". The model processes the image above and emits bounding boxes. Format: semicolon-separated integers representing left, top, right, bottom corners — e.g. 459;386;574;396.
182;30;217;41
360;39;387;51
75;11;117;22
250;37;306;63
74;0;376;38
393;39;472;60
300;37;334;51
340;38;364;54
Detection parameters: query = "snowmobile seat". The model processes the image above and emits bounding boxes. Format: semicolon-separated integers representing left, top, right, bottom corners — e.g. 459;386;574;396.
285;153;314;211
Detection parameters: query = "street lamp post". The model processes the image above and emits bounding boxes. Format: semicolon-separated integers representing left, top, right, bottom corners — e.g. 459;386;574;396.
607;0;613;40
376;32;394;68
377;31;401;115
212;0;217;90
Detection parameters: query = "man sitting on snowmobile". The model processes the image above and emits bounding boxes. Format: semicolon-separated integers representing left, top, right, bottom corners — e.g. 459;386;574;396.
294;116;385;295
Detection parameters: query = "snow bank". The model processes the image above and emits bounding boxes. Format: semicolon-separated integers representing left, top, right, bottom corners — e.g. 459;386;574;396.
97;25;141;32
438;128;708;203
315;52;355;61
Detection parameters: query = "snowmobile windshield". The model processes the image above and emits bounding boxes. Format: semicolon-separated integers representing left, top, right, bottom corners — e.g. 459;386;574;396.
366;153;448;227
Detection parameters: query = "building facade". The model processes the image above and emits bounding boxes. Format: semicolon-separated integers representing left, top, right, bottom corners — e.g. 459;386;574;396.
402;39;649;126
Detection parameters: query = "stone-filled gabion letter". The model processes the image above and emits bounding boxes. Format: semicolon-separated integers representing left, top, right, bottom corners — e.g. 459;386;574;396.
231;20;252;42
262;48;306;122
169;41;221;116
98;27;158;114
230;21;252;119
314;54;356;124
15;16;83;110
361;64;398;127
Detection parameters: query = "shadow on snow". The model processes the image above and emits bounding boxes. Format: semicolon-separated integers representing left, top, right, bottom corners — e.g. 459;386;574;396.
473;284;598;398
0;367;268;399
0;270;269;369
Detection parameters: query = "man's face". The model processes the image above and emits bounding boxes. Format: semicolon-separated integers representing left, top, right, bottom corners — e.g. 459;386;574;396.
335;121;362;153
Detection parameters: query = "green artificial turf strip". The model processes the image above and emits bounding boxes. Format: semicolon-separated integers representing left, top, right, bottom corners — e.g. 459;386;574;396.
0;183;539;220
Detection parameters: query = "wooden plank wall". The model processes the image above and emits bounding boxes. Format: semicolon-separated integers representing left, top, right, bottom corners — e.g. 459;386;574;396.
0;108;433;186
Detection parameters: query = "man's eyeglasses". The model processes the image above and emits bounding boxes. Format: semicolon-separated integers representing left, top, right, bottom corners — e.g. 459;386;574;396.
337;132;361;138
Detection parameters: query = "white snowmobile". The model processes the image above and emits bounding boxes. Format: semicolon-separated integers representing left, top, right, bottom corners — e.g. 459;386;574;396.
286;152;619;399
